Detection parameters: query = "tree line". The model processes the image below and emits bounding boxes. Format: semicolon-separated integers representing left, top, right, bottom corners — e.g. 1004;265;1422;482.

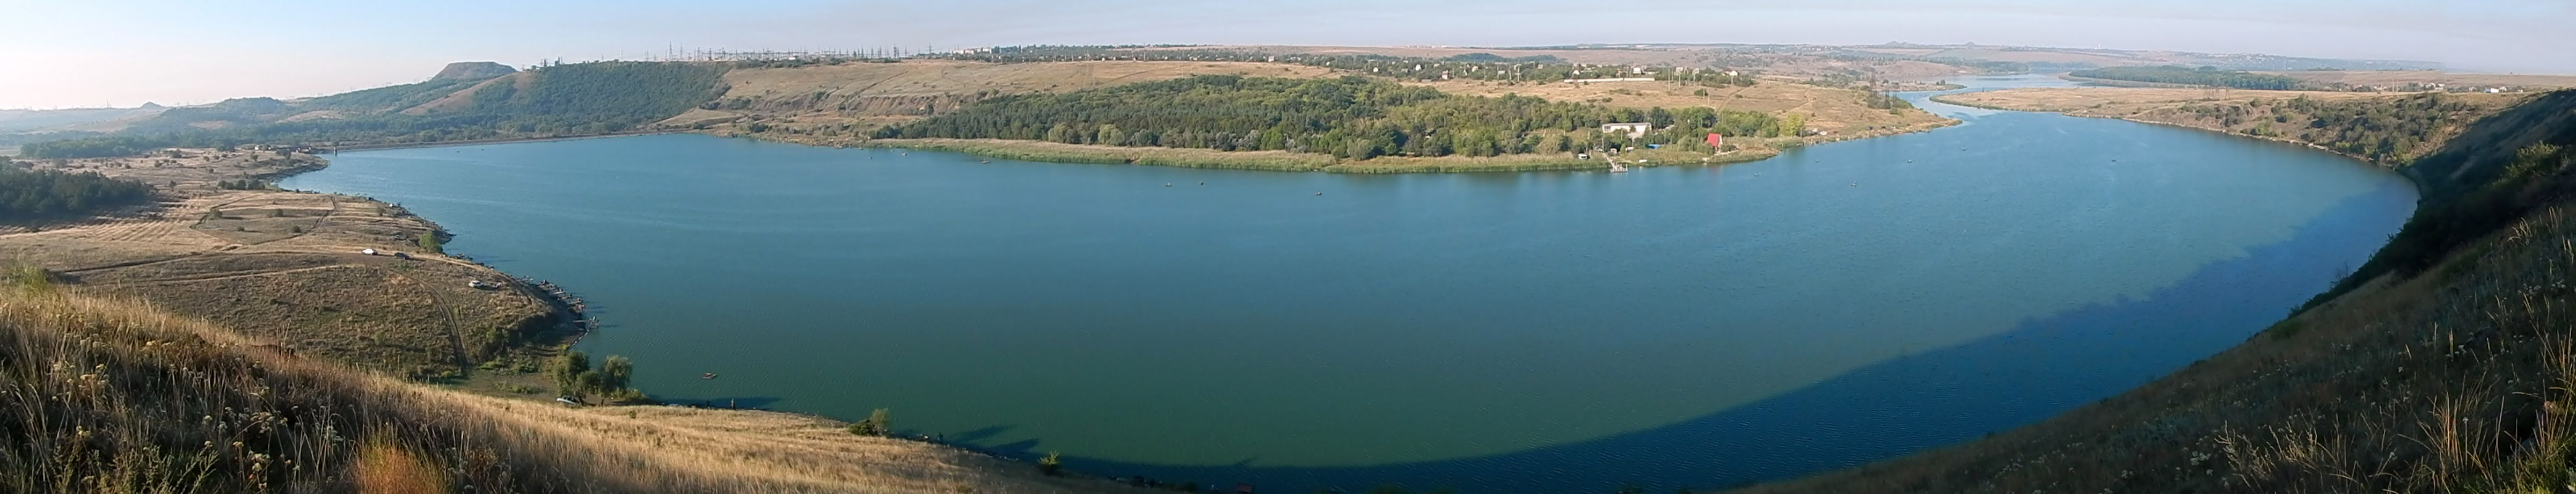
0;168;156;223
937;46;1764;86
874;75;1794;159
2069;66;2309;90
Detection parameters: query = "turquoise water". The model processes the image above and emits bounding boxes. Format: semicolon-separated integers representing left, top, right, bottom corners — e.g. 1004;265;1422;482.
281;75;2414;492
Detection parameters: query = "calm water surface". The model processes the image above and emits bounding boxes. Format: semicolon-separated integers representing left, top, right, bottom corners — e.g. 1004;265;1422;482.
282;75;2414;491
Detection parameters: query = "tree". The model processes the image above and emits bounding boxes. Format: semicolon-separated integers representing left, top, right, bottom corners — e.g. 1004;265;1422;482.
416;233;442;254
598;355;633;390
1094;124;1124;147
551;351;591;395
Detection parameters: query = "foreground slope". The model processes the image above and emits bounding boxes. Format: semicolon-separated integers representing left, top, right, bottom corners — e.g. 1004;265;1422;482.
1742;91;2576;493
0;288;1154;493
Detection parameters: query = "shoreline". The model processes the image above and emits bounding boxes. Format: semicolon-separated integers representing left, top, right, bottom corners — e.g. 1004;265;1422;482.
255;147;1151;483
321;130;679;153
711;129;1973;173
263;156;604;345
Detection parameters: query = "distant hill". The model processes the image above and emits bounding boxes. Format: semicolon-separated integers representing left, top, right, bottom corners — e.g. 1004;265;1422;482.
19;61;731;158
431;61;516;81
0;105;165;133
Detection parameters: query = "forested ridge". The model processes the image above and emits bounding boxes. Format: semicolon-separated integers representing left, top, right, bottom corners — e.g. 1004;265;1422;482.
875;75;1795;159
19;62;729;158
2069;66;2309;90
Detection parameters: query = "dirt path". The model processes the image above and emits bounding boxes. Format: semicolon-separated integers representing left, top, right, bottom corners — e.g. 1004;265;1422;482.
83;264;350;286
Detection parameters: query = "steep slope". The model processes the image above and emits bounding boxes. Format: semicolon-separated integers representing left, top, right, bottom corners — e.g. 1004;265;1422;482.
1739;90;2576;493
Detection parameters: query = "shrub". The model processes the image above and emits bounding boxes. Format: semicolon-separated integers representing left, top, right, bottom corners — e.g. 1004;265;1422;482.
847;408;894;437
1037;451;1063;476
6;264;53;292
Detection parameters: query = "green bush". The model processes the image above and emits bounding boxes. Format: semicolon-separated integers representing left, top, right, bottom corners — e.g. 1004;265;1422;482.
847;408;892;437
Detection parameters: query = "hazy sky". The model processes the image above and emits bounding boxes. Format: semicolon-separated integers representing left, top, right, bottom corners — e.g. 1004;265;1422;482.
2;0;2569;109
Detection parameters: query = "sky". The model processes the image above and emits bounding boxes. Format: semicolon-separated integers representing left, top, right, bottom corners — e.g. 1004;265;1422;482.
1;0;2570;109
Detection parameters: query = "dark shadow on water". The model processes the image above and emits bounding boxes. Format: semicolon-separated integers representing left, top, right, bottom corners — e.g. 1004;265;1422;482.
947;425;1018;444
1062;181;2414;493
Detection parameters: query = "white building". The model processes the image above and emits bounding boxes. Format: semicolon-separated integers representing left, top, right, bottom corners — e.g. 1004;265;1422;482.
1601;122;1652;139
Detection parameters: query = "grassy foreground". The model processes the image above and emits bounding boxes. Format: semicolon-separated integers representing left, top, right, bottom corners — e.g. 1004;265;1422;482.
0;286;1150;493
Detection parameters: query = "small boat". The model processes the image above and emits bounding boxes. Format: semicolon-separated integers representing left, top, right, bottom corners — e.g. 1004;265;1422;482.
1314;192;1323;196
1165;183;1173;187
1850;183;1859;187
980;159;990;163
701;373;719;379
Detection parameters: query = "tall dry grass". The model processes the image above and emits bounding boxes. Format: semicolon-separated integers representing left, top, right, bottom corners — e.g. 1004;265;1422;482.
0;289;1148;493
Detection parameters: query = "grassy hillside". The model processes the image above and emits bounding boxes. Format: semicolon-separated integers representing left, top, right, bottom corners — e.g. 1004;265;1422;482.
0;286;1157;493
19;62;729;158
2322;90;2576;299
1933;89;2529;165
1741;90;2576;493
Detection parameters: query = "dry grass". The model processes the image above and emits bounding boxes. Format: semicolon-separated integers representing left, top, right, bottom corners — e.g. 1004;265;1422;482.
0;288;1157;493
352;434;450;494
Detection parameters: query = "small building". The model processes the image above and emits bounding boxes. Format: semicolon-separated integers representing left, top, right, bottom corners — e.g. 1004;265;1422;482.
1706;133;1725;148
1601;122;1651;139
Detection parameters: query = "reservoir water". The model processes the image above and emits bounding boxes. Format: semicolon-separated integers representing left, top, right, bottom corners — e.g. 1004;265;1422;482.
281;75;2416;492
